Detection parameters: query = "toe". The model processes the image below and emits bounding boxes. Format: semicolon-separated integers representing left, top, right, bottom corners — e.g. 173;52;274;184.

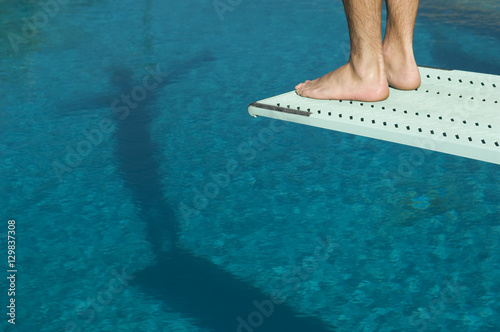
298;85;311;97
295;81;308;90
300;88;310;98
296;79;314;90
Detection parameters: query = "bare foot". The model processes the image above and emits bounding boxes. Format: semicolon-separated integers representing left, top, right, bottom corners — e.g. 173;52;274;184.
295;62;390;102
383;43;421;90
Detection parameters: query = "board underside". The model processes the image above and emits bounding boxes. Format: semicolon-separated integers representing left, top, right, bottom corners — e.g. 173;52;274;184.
248;67;500;165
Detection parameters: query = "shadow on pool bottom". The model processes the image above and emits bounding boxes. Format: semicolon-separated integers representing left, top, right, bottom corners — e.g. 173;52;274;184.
133;248;336;332
108;53;335;332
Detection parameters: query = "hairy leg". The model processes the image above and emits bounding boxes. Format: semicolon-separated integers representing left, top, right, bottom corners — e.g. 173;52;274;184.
295;0;389;101
383;0;421;90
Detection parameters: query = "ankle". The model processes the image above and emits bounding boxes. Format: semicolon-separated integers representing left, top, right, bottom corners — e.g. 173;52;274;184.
348;55;386;82
383;40;415;65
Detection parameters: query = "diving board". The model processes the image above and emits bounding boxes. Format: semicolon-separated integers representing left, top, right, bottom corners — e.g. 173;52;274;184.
248;67;500;165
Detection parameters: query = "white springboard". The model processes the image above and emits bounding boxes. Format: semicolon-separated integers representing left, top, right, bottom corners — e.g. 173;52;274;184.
248;67;500;165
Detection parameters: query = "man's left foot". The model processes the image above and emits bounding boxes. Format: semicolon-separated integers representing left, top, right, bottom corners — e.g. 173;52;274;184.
295;61;390;102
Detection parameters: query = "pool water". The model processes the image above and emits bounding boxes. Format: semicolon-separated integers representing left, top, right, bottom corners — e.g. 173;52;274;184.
1;0;499;331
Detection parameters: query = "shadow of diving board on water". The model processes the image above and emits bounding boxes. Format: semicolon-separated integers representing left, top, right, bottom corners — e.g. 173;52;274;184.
135;248;335;332
249;67;500;165
110;54;335;331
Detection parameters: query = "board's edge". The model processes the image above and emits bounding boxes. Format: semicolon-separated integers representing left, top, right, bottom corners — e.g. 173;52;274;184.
248;102;311;117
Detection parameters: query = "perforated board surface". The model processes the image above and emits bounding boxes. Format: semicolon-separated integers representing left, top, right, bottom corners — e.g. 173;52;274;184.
248;67;500;165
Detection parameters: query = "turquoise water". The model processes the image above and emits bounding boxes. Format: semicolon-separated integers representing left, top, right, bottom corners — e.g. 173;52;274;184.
1;0;500;331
